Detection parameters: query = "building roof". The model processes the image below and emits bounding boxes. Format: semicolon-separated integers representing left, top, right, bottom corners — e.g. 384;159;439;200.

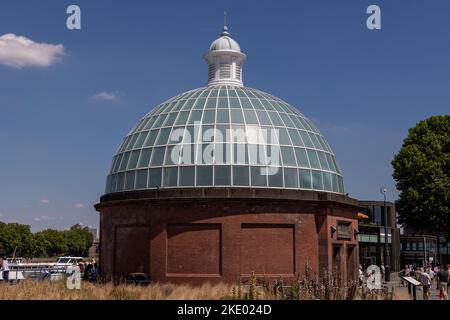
104;26;344;195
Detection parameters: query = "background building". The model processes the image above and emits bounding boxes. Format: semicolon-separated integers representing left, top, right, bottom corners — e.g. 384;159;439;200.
357;201;400;271
95;25;361;284
399;232;450;267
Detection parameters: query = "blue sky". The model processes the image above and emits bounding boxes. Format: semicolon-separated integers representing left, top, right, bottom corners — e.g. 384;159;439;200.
0;0;449;231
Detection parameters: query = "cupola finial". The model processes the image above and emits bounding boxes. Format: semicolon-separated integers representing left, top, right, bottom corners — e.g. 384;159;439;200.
204;17;246;87
221;11;230;36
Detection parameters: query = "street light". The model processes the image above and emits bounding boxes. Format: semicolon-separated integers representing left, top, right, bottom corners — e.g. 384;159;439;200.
380;187;390;282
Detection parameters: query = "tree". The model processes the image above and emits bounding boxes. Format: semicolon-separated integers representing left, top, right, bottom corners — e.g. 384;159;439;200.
65;228;94;256
0;222;34;257
0;221;94;258
392;115;450;236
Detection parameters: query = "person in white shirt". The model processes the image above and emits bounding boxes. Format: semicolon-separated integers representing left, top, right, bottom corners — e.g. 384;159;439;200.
420;267;432;300
1;256;9;282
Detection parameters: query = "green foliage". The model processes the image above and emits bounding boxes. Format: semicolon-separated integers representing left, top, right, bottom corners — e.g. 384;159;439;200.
0;221;94;258
392;115;450;236
0;222;34;257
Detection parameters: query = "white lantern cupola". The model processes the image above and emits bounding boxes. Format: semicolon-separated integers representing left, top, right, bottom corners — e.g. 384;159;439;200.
204;24;246;87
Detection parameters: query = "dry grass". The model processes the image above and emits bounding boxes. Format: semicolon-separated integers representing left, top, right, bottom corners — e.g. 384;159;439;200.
0;281;233;300
0;280;403;300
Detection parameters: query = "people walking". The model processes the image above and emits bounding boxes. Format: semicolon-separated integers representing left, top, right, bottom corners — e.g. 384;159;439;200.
358;265;364;287
436;265;449;300
420;267;432;300
1;256;10;283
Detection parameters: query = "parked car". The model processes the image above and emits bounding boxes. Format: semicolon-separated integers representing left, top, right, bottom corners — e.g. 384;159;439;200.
125;273;149;286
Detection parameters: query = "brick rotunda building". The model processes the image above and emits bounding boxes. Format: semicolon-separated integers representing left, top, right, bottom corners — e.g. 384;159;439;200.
95;24;361;285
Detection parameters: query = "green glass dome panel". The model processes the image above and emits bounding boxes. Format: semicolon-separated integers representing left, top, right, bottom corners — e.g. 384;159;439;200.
105;85;344;194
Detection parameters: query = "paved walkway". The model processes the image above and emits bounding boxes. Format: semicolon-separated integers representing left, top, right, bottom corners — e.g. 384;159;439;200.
387;273;445;300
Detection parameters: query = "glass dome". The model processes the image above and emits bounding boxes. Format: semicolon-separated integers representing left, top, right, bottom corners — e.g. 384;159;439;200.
105;85;344;194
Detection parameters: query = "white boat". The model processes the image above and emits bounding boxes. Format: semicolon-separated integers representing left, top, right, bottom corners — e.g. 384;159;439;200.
0;270;25;281
3;256;84;281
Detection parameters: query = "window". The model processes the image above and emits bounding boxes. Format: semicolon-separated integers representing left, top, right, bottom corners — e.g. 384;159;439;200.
163;167;178;187
235;63;241;80
156;128;171;145
127;150;141;170
268;167;283;187
214;165;231;185
144;130;159;147
203;110;216;124
188;110;203;124
219;63;231;78
197;166;213;186
281;147;296;166
317;152;330;170
295;148;309;167
233;166;249;186
216;109;230;123
125;171;136;190
148;168;162;188
136;169;148;189
374;206;382;225
119;152;131;171
230;109;245;124
217;97;228;109
405;242;411;251
250;166;267;186
243;110;258;124
284;168;298;188
208;64;215;81
150;147;165;166
288;129;303;147
277;128;292;145
323;172;332;191
312;170;323;190
299;169;312;189
307;150;321;169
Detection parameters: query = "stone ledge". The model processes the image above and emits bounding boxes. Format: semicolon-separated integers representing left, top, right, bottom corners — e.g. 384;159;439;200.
96;188;361;210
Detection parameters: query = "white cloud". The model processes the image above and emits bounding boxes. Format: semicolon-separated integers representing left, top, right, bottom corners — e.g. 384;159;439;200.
39;199;50;204
73;203;85;208
34;215;54;222
91;91;118;102
0;33;65;68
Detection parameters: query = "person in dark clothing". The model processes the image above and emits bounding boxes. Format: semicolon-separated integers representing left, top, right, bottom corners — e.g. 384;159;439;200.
83;263;93;281
436;266;449;300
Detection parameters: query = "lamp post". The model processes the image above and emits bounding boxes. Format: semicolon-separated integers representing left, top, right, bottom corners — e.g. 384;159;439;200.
380;187;390;282
423;236;427;267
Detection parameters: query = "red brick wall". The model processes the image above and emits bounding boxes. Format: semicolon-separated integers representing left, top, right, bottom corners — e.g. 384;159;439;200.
97;198;359;284
240;224;295;275
114;226;151;277
167;223;221;275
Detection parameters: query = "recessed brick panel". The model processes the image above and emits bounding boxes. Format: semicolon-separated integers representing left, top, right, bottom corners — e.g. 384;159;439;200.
240;223;295;275
114;226;150;276
167;224;221;275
